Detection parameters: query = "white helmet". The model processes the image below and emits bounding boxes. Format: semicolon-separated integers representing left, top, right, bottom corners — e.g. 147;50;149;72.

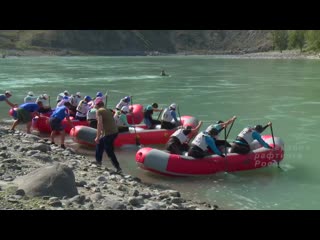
43;94;49;99
121;106;129;113
169;103;176;110
28;91;34;96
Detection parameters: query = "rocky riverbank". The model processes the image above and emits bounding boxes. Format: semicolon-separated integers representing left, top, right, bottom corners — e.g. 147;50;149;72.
0;125;216;210
1;48;320;59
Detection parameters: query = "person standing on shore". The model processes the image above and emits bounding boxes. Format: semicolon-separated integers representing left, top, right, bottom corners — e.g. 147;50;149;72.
10;101;43;134
49;102;74;149
94;100;122;173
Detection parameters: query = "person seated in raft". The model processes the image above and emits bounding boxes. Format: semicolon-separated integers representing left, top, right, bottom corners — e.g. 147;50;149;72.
115;96;131;111
93;92;105;105
36;94;52;113
160;103;180;130
188;124;225;159
56;90;70;103
230;122;273;154
87;107;97;129
143;103;163;129
75;95;92;121
70;92;82;108
10;101;43;134
0;90;17;108
208;116;237;150
165;120;203;155
113;106;132;133
24;91;38;103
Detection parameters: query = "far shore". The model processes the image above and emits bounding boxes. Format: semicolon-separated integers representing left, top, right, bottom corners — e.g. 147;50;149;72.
1;49;320;60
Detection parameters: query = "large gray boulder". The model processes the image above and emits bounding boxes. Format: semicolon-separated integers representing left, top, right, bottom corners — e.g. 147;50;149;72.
16;163;78;197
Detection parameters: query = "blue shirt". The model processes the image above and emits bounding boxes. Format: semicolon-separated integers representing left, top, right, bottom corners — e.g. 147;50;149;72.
19;103;39;112
252;131;271;149
0;94;7;101
171;110;179;123
204;134;222;156
51;106;69;121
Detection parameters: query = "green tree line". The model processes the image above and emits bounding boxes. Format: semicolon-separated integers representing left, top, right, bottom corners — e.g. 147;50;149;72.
271;30;320;53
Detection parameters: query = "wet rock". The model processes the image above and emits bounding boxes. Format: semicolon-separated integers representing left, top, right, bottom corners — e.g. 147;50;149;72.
13;145;20;150
0;146;7;150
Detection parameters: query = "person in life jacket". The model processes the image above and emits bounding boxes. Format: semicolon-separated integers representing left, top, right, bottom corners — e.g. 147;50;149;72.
208;116;237;150
0;90;17;108
94;92;104;104
143;103;163;129
24;91;38;103
70;92;82;108
188;124;226;159
56;90;70;103
113;106;132;132
160;103;180;129
230;122;272;154
115;96;131;111
36;94;51;113
165;120;203;155
87;106;98;129
76;96;92;121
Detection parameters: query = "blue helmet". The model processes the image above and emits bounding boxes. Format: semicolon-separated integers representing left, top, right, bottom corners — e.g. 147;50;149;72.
96;92;103;97
124;96;131;102
84;96;92;102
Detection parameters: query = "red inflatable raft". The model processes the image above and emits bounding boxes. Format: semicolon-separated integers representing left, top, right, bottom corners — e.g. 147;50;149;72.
69;115;200;147
31;104;144;134
135;135;285;176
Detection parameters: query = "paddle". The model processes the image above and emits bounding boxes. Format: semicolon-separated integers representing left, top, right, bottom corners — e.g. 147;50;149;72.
269;123;280;169
157;108;163;121
226;117;236;139
130;96;141;147
177;104;183;127
224;126;228;172
48;95;51;108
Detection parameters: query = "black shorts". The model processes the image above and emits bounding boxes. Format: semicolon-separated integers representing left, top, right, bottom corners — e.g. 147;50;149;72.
49;117;63;131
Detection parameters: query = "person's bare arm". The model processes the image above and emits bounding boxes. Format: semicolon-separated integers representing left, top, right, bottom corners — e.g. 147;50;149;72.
95;112;103;143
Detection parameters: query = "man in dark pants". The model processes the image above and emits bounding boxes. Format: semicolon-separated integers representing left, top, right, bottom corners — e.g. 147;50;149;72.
94;100;122;173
